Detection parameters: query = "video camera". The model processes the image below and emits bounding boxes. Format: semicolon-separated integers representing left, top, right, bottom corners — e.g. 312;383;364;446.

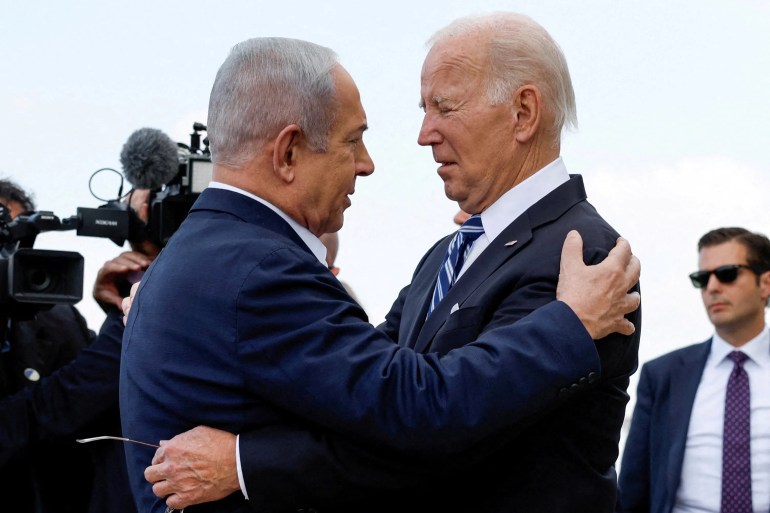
0;123;212;318
0;205;83;319
75;123;212;248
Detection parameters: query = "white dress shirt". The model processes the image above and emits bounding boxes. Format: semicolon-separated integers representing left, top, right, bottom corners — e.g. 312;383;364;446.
208;181;328;500
456;157;570;280
673;327;770;513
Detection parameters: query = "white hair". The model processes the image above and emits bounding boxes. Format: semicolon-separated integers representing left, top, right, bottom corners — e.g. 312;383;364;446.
429;12;578;139
207;37;339;167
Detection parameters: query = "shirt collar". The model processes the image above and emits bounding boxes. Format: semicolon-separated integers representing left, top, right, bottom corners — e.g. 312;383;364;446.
207;181;327;266
709;325;770;369
479;157;570;242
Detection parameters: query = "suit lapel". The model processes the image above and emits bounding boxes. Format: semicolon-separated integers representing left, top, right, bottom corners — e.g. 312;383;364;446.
411;175;588;353
413;218;533;353
398;237;451;348
666;340;711;500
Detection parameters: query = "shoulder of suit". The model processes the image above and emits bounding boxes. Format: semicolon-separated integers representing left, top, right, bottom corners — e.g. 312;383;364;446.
641;339;711;370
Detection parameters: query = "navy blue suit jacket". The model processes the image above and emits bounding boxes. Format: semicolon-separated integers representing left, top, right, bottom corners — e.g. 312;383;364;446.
237;175;642;512
119;187;606;513
616;340;712;513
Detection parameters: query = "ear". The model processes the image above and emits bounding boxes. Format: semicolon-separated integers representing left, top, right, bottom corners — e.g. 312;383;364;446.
272;124;303;183
759;270;770;302
511;85;542;143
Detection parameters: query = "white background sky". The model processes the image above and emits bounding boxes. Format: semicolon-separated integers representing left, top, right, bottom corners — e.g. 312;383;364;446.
2;0;770;458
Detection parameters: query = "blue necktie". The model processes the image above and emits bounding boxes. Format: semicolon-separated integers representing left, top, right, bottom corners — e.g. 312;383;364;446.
721;350;752;513
427;214;484;317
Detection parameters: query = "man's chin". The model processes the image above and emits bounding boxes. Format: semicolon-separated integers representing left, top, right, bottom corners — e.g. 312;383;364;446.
327;215;344;234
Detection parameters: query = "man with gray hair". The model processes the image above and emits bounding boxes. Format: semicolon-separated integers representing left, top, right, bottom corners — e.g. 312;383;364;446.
125;20;640;513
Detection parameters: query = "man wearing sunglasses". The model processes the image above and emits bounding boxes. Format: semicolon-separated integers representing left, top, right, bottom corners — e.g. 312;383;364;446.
617;227;770;513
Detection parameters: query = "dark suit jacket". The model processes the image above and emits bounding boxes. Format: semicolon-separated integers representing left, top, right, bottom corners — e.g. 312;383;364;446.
616;340;711;513
0;309;136;513
0;305;95;513
237;174;642;513
119;187;605;513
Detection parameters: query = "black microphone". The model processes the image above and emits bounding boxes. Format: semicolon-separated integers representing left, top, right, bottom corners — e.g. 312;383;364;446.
119;128;179;190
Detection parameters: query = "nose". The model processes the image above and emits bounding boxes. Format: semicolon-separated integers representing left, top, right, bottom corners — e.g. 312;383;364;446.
356;141;375;177
705;272;723;292
417;113;442;147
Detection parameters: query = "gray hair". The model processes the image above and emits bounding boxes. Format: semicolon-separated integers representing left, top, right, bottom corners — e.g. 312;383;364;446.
429;12;577;139
207;37;339;166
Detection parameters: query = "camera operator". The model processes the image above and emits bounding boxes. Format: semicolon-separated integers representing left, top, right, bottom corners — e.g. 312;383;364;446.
0;178;95;513
0;183;159;513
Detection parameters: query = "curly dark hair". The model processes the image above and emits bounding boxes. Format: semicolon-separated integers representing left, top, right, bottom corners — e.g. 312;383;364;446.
0;178;36;212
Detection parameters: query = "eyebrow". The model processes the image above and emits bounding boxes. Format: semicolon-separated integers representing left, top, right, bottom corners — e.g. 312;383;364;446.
347;123;368;138
418;96;447;110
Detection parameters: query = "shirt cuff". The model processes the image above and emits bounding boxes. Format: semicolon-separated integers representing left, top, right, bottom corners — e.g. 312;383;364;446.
236;434;249;500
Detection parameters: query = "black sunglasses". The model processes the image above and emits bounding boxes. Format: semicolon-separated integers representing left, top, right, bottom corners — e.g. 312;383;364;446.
688;264;763;289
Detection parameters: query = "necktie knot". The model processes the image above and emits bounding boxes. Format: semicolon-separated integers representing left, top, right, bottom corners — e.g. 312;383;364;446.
728;350;749;367
459;214;484;240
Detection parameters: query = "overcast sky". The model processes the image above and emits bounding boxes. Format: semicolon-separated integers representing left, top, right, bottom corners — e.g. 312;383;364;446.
2;0;769;454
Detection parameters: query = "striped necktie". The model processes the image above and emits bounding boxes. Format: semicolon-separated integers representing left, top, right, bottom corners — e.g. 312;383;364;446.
427;214;484;317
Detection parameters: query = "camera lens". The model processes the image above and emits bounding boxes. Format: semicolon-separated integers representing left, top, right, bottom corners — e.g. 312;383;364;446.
25;268;54;292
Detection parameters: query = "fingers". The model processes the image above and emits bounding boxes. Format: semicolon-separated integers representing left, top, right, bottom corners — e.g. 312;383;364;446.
621;291;642;315
625;254;641;286
146;446;193;511
94;285;123;311
94;251;152;311
145;462;162;484
113;251;152;270
99;252;152;279
556;231;641;340
130;280;141;299
559;230;584;273
607;238;640;288
122;282;140;324
606;236;632;264
121;297;131;325
613;318;637;337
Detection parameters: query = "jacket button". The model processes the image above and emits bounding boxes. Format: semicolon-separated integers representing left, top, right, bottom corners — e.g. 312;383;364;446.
558;387;570;399
588;371;599;383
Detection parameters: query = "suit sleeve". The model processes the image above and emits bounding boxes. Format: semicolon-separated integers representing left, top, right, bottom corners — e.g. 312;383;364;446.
0;310;124;466
238;233;638;511
239;298;599;511
616;363;653;513
236;246;600;453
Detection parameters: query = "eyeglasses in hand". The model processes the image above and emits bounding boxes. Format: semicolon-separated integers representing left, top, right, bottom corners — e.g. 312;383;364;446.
76;437;184;512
